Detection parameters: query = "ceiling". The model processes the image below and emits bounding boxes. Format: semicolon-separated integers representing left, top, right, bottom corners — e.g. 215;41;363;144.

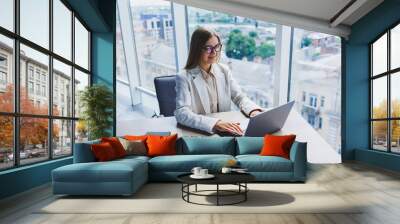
228;0;352;24
226;0;382;26
172;0;384;37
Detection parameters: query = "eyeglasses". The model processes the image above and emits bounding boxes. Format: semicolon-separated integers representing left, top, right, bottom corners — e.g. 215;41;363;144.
202;43;222;54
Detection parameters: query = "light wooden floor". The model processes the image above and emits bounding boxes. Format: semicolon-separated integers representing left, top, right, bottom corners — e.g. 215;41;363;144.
1;162;400;224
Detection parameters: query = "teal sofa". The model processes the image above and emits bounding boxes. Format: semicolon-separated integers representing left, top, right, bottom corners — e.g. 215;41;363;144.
52;137;307;196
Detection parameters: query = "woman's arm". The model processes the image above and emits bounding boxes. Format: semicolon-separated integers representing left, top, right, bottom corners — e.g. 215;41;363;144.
223;65;262;116
174;74;219;133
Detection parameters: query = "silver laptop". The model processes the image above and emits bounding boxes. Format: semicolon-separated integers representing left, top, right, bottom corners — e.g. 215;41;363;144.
242;101;295;137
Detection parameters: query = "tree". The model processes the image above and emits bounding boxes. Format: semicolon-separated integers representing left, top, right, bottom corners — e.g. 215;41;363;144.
301;36;312;48
0;84;59;151
249;31;258;38
255;42;275;59
76;119;88;141
226;30;256;61
372;99;400;143
79;84;113;140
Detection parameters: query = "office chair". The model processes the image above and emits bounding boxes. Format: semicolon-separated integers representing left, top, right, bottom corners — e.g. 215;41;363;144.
154;75;176;117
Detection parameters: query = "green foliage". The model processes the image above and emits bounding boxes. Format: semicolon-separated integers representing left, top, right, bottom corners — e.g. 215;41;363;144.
373;99;400;140
226;30;256;60
226;29;276;61
231;29;242;34
266;36;274;41
79;84;114;140
255;42;275;59
301;37;312;48
249;31;258;38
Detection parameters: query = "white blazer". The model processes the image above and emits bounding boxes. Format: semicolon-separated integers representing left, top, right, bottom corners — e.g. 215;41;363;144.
174;63;260;133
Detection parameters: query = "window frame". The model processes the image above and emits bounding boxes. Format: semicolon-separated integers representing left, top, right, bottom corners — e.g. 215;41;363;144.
369;19;400;154
0;0;92;171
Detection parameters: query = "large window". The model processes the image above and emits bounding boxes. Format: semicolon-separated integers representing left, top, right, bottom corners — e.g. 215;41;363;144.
130;0;177;91
0;0;14;32
289;29;342;153
0;0;91;170
116;2;343;160
371;23;400;153
187;7;276;108
20;0;49;49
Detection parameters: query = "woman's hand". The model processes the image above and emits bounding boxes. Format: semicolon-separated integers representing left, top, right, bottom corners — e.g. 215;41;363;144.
249;109;263;117
213;120;244;135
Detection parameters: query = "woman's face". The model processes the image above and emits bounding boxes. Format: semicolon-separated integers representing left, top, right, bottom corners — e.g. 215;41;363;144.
200;35;221;65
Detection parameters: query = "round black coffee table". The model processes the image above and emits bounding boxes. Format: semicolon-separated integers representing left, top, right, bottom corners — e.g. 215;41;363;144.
177;173;255;206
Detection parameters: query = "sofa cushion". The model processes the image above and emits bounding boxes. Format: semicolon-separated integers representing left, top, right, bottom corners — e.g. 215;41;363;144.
73;139;100;163
118;138;147;156
124;135;148;141
101;137;127;158
91;142;118;161
147;134;178;157
180;137;235;155
260;134;296;159
236;137;263;155
149;154;235;172
115;155;150;164
53;158;147;183
236;155;293;172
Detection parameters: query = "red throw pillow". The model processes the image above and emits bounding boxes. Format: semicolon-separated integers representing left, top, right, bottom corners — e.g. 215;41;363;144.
146;134;177;157
259;134;296;159
124;135;148;141
101;137;127;158
91;142;118;161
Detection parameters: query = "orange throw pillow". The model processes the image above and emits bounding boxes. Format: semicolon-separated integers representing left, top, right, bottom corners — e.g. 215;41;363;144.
124;135;148;141
260;134;296;159
91;142;117;161
101;137;127;158
146;134;177;157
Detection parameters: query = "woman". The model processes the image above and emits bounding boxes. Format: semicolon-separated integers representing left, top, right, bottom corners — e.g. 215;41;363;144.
174;27;262;135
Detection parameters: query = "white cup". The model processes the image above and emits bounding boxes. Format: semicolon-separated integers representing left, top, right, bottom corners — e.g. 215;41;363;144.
191;167;202;176
200;169;208;176
221;167;232;174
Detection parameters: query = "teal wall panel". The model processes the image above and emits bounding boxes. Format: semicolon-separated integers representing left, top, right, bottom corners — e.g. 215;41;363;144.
355;149;400;172
92;32;114;87
66;0;110;32
91;32;115;135
344;0;400;171
0;158;72;199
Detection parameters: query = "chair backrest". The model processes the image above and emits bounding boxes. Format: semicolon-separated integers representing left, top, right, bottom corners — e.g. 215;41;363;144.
154;75;176;117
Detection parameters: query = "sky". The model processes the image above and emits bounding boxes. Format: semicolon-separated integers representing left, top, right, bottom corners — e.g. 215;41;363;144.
0;0;88;71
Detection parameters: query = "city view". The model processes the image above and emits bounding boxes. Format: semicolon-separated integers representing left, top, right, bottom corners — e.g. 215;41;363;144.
117;0;342;153
0;0;90;170
371;28;400;153
0;37;89;169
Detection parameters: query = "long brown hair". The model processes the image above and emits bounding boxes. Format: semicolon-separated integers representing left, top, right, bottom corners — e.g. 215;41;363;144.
184;27;221;70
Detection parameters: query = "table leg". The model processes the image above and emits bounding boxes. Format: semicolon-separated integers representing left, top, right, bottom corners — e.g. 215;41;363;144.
187;184;190;202
245;183;247;201
195;184;197;192
217;184;219;206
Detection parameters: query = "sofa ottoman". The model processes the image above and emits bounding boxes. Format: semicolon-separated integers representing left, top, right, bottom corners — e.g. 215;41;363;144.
53;154;149;195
